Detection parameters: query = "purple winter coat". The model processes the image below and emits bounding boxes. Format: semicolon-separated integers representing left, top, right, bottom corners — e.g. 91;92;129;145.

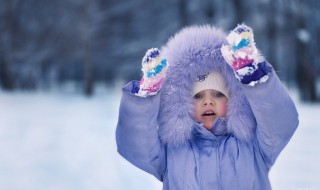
116;25;299;190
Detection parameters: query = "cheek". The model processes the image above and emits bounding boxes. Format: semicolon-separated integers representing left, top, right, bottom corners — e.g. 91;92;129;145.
219;100;228;116
193;102;201;118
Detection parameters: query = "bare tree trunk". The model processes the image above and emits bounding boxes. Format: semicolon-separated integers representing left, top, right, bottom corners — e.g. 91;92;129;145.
84;37;93;96
0;57;13;90
266;1;278;71
82;0;94;96
178;0;188;26
233;0;244;25
204;0;214;19
1;0;15;90
295;1;318;102
296;40;317;101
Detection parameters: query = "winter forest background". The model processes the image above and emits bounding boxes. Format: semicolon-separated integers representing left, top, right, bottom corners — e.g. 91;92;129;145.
0;0;320;190
1;0;320;100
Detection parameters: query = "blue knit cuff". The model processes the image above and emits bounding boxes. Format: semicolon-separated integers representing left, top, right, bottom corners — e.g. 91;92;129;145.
236;62;273;86
131;80;141;94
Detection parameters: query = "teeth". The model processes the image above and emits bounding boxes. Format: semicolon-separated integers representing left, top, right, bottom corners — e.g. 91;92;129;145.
204;111;214;115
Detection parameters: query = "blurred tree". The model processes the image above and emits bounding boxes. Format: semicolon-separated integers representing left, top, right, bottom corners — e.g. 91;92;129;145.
265;0;278;71
179;0;188;26
295;0;318;101
81;0;93;96
0;0;18;90
233;0;244;24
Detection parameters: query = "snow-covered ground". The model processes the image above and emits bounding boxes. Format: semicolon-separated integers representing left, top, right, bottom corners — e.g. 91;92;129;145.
0;84;319;190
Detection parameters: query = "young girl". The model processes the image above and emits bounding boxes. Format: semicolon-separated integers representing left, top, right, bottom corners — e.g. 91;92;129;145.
116;24;299;190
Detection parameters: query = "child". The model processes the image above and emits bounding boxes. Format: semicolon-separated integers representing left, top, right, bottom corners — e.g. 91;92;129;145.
192;71;229;131
116;24;299;190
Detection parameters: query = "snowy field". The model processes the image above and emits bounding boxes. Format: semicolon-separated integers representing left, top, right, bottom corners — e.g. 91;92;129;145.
0;83;319;190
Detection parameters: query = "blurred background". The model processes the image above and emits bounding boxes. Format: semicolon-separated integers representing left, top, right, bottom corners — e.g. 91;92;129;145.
0;0;319;190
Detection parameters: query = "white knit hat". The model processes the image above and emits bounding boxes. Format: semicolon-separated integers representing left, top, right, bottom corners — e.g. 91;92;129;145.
193;72;229;99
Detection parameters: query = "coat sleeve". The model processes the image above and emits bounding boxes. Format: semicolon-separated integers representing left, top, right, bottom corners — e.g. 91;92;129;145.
240;66;299;166
116;81;167;181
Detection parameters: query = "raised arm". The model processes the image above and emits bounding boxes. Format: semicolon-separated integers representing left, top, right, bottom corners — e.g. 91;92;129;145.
221;24;299;166
116;48;168;180
241;69;299;166
116;82;166;180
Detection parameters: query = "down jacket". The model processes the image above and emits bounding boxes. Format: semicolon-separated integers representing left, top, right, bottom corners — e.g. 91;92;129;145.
116;25;299;190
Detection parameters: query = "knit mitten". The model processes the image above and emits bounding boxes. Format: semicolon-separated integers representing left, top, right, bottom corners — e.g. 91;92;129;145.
136;48;168;97
221;24;272;86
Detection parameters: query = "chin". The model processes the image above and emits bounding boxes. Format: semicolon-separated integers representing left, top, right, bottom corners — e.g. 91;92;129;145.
203;124;213;130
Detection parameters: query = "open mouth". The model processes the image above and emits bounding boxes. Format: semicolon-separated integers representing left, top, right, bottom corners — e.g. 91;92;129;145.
202;111;216;116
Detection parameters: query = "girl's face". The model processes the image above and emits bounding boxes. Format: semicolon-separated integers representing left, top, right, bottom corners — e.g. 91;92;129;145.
193;89;228;130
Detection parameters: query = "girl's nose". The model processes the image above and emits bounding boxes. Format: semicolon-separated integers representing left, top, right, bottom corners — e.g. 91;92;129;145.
203;98;214;106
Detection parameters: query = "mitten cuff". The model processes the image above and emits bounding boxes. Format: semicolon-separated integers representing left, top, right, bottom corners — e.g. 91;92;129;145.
137;77;163;97
235;61;273;86
125;80;161;97
130;80;141;94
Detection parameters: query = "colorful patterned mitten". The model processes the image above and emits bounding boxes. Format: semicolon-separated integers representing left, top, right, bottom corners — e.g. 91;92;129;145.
221;24;272;86
136;48;168;97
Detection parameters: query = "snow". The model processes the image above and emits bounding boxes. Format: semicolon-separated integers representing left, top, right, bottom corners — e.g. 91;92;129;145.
269;90;320;190
297;29;310;43
0;86;319;190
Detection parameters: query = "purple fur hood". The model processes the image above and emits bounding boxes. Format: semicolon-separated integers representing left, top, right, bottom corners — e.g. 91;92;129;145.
158;25;256;147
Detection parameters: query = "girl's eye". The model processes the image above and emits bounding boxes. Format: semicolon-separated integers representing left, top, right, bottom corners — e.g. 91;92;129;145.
193;93;203;99
213;92;225;98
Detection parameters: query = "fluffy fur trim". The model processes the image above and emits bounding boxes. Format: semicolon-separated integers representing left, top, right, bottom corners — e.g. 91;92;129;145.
158;25;256;147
